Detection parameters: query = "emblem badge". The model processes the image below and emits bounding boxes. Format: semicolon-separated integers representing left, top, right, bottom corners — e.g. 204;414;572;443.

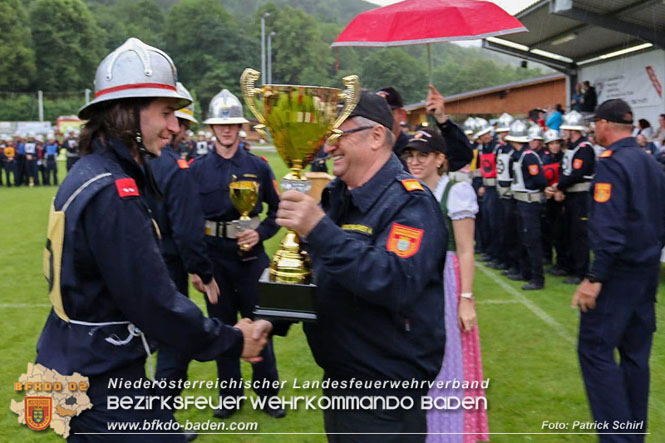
386;223;424;258
25;397;52;431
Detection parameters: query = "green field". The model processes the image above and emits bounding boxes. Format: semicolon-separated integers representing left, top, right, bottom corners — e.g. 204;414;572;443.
1;155;663;442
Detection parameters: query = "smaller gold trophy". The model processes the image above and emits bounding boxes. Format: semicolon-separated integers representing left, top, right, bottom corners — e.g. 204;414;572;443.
229;177;260;253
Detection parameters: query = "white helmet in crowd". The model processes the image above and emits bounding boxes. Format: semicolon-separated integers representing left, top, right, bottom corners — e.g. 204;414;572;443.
78;37;191;120
560;110;588;132
505;120;531;143
204;89;249;125
463;117;477;136
36;134;44;142
527;125;544;141
174;82;198;124
543;129;562;144
239;130;247;138
496;113;514;133
47;132;55;141
474;118;492;139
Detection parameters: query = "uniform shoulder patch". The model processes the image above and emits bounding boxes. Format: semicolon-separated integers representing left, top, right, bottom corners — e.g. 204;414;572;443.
573;158;583;169
594;183;612;203
600;150;613;158
115;178;139;198
528;164;539;175
260;155;269;163
177;159;189;169
386;223;424;258
400;178;424;192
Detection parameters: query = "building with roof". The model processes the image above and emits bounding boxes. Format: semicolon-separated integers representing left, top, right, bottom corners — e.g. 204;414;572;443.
482;0;664;125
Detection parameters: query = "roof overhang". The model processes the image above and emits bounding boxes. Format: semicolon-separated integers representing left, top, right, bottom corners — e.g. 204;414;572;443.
482;0;664;73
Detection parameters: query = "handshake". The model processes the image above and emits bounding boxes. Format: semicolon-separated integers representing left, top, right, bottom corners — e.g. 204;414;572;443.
233;318;273;363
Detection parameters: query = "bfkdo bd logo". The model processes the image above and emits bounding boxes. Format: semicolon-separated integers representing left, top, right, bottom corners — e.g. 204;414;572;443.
25;397;52;431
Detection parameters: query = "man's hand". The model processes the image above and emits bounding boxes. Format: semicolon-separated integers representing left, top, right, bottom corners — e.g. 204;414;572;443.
554;191;565;202
234;318;267;364
252;319;273;340
276;190;325;237
190;275;220;304
544;186;555;198
477;186;485;197
571;279;602;312
236;229;259;251
426;84;448;124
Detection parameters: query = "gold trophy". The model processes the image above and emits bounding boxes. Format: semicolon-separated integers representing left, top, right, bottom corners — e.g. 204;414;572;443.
229;176;260;253
241;68;360;320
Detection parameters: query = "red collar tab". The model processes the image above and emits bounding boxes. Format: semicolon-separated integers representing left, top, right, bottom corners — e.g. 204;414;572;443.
115;178;140;198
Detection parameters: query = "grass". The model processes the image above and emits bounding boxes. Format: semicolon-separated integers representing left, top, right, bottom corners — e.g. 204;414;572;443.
1;156;663;442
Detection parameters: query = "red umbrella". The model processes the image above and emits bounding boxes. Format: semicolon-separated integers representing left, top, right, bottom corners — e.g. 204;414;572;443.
332;0;527;79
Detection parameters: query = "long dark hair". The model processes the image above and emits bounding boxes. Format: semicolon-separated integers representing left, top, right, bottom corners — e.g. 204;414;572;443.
79;98;153;156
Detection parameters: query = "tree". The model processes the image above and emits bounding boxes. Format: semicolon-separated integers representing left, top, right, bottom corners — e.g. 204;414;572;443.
359;49;428;104
164;0;257;115
29;0;105;91
0;0;36;91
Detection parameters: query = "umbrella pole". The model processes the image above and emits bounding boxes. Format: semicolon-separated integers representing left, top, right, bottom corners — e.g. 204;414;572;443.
427;43;432;85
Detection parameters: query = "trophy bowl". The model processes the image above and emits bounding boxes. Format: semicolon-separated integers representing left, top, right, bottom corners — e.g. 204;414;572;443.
229;178;259;252
241;68;360;320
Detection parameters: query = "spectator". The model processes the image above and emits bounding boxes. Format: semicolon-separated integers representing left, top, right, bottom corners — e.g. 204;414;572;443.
635;118;654;140
580;81;597;113
571;83;583;112
637;133;660;157
546;104;563;130
653;114;665;145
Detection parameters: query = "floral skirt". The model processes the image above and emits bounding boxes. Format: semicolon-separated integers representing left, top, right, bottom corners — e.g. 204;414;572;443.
427;251;489;442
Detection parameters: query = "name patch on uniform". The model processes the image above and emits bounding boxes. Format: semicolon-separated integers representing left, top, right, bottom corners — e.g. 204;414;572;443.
115;178;139;198
386;223;423;258
528;164;539;175
573;158;583;169
244;173;258;178
600;150;613;158
594;183;612;203
342;224;373;235
177;159;189;169
400;179;424;192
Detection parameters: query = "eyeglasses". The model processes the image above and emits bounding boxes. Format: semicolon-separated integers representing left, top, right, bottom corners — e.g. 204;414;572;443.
400;151;433;163
326;126;373;146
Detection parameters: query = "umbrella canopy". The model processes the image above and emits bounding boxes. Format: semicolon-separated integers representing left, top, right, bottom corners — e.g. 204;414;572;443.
332;0;526;47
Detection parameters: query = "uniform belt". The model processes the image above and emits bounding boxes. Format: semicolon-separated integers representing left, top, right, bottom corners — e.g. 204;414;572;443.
66;152;79;157
566;182;591;193
482;178;497;187
205;216;260;239
497;186;512;199
512;191;544;203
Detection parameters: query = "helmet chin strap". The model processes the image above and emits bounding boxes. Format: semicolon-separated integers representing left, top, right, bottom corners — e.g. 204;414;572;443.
134;103;164;200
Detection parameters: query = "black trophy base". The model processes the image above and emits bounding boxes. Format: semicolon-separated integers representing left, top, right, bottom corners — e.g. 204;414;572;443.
255;269;318;321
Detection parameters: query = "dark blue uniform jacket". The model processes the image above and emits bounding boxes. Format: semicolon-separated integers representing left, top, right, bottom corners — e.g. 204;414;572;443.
589;137;665;282
145;146;213;284
303;155;447;386
36;138;243;377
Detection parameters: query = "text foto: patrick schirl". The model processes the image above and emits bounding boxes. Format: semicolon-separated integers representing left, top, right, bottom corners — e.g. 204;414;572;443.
542;420;645;431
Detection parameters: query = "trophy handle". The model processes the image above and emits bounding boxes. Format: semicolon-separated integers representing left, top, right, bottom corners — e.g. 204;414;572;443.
328;75;360;144
240;68;269;140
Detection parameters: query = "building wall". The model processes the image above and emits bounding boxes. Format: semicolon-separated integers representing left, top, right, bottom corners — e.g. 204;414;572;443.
406;77;566;127
579;49;665;128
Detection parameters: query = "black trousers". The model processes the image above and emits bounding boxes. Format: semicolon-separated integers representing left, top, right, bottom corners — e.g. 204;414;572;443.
515;200;544;284
481;186;500;260
44;156;58;185
68;362;186;442
564;192;590;278
578;272;657;443
498;196;519;270
205;238;280;400
156;254;191;401
323;391;426;443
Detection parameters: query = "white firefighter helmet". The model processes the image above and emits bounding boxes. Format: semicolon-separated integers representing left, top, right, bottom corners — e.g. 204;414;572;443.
174;82;198;124
505;120;531;143
496;113;514;133
204;89;249;125
197;130;205;137
560;110;588;131
543;129;562;144
527;125;544;141
78;37;191;119
474;118;492;139
36;134;44;142
47;132;55;140
239;130;247;138
463;117;477;136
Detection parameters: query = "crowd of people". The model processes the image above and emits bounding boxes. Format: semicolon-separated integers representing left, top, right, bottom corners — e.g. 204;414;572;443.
9;35;663;443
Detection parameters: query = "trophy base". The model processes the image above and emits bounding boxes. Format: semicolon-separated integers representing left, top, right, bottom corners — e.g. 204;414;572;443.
255;269;318;322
